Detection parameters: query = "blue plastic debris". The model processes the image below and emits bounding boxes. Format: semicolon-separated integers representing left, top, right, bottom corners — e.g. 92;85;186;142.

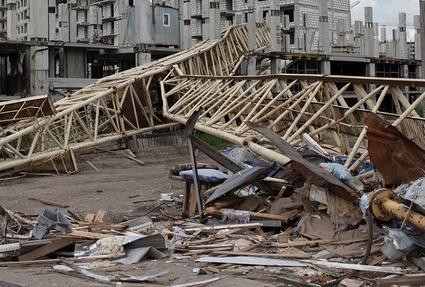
179;169;229;184
319;162;364;192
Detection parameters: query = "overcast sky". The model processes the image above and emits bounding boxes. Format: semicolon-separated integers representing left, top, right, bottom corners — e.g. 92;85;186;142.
350;0;419;40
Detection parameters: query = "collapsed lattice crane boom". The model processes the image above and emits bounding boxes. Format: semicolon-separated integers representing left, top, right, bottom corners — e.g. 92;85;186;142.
0;24;270;173
0;22;424;175
162;74;425;172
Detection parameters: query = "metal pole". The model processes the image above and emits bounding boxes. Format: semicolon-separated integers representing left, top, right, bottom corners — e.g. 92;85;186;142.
188;136;203;218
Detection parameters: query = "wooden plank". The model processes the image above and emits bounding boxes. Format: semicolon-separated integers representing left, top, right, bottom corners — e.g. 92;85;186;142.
69;230;110;240
0;243;20;254
185;223;262;232
18;238;75;261
27;197;70;208
374;274;425;287
94;210;107;222
196;255;305;267
270;238;368;248
0;259;60;267
214;250;311;259
303;259;404;274
170;277;221;287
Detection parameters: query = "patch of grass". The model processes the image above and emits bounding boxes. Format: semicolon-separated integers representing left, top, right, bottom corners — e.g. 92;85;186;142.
415;104;424;117
196;132;232;150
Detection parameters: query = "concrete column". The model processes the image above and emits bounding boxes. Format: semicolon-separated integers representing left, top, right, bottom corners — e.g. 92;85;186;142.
209;0;220;40
402;64;409;78
319;0;330;54
414;15;421;62
182;0;192;49
354;20;364;55
373;23;379;57
336;18;346;47
367;62;376;77
30;46;49;96
6;1;17;40
401;64;409;95
247;0;256;75
48;0;56;41
48;49;56;78
235;12;243;25
64;47;87;78
135;50;152;66
136;0;153;44
379;26;387;57
388;29;397;58
201;0;210;41
270;0;280;53
414;15;422;78
270;0;281;75
364;7;376;58
256;7;264;24
321;61;331;74
398;13;408;60
420;0;425;78
319;0;331;74
365;11;377;87
59;47;65;78
69;7;77;42
282;15;291;52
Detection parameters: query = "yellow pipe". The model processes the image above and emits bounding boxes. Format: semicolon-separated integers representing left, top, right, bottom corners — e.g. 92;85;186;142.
371;189;425;232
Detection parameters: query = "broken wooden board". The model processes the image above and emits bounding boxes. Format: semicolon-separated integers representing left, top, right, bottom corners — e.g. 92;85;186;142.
213;250;311;259
170;277;221;287
196;256;404;274
303;259;404;274
374;273;425;287
18;238;75;261
196;256;306;267
184;223;262;232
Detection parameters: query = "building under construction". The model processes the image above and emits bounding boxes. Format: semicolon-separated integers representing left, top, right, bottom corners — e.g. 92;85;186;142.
0;0;421;99
3;1;425;285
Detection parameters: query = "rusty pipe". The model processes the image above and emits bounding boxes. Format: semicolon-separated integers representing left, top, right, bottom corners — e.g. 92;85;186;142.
370;189;425;232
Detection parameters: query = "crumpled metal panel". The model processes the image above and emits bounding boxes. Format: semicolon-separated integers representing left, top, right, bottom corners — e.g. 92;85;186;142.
365;114;425;186
205;164;275;204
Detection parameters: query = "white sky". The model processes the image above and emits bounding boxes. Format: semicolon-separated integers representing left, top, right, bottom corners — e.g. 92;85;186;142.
350;0;419;40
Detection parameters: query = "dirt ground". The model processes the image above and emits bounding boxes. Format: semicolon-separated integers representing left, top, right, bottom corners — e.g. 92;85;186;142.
0;146;279;287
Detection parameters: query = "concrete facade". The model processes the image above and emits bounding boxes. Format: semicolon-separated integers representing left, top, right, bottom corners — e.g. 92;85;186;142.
0;0;181;96
184;0;351;53
0;0;421;97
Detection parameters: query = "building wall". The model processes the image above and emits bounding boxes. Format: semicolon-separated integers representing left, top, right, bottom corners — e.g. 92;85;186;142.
135;0;153;44
186;0;350;52
153;6;180;46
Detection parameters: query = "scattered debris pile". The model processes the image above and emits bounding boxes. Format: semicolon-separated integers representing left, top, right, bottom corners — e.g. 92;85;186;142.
3;112;425;286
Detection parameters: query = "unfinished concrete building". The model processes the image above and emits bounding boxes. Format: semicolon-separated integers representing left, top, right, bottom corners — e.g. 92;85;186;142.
0;0;422;100
182;0;351;50
0;0;181;97
179;1;421;85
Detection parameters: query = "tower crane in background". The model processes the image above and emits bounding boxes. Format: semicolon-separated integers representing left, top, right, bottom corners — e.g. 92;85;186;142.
351;1;361;9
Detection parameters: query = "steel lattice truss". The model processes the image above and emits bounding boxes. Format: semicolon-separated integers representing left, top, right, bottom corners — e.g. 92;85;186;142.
162;74;425;171
0;24;270;172
0;21;425;174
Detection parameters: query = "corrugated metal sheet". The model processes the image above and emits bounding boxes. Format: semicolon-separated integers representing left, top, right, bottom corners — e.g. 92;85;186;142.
137;131;186;151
